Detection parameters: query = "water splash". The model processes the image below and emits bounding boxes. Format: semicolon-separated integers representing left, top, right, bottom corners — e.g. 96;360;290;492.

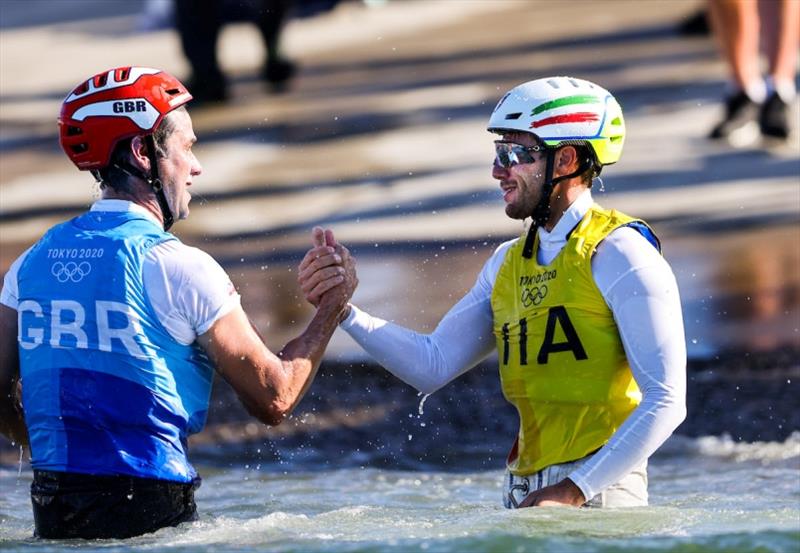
694;432;800;463
417;393;430;416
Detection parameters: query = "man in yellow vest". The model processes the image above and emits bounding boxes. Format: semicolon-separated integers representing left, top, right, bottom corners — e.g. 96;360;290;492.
299;76;687;508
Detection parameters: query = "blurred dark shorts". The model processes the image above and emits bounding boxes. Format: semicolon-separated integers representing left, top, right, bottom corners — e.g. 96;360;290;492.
30;469;199;540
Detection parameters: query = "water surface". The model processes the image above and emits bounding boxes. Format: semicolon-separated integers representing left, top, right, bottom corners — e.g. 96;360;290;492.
2;434;798;553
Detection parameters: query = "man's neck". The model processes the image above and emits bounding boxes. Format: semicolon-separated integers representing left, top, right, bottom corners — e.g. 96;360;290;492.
544;181;588;231
101;190;164;227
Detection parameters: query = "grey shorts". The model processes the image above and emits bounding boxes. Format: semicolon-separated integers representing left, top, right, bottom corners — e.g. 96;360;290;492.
503;455;648;509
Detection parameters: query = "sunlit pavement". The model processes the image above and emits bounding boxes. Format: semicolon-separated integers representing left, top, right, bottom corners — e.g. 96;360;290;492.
1;0;799;359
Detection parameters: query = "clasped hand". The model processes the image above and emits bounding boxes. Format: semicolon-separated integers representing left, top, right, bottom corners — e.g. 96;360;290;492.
518;478;586;508
297;227;358;313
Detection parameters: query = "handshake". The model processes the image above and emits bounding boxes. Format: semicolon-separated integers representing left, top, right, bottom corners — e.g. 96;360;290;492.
297;226;358;321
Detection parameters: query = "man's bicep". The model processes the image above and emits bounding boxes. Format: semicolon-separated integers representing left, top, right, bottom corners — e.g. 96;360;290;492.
145;242;241;344
197;305;278;375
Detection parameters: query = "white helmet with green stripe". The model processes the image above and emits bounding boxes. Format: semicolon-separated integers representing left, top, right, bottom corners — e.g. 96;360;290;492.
487;76;625;166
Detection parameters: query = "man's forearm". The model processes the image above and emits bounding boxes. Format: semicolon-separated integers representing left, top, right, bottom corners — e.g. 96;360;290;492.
340;298;495;395
568;389;686;500
276;298;346;415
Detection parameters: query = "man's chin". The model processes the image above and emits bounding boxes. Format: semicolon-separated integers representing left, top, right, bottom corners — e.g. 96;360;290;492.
504;204;529;220
179;199;191;220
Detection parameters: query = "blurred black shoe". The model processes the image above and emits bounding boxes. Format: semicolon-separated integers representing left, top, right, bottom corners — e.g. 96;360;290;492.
759;93;790;140
264;58;296;93
709;91;760;139
188;76;228;105
678;10;709;36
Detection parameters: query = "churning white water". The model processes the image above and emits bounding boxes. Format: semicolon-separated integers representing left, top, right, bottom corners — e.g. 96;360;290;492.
1;433;798;553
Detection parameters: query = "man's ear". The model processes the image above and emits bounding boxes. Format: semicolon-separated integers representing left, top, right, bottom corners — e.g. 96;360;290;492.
556;145;579;174
129;135;151;173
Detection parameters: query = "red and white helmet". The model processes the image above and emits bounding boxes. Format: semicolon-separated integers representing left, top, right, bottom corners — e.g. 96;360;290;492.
59;66;192;170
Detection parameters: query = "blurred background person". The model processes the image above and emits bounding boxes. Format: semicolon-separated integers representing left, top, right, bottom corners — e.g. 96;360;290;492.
174;0;296;103
707;0;799;142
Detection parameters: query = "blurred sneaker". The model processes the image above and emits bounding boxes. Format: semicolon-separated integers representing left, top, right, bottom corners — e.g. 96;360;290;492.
759;93;790;140
709;91;760;140
677;10;709;36
188;76;228;105
264;58;296;93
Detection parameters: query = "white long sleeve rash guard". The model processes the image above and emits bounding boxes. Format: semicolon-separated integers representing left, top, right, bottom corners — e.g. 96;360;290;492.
341;190;687;501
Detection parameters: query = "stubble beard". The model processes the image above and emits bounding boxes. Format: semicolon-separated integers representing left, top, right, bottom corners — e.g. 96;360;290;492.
504;180;542;220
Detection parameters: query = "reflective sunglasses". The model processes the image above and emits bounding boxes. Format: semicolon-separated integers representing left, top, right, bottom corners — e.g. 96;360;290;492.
494;141;545;168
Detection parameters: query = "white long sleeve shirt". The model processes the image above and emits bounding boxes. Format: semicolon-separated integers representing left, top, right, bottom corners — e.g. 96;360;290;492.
341;190;687;500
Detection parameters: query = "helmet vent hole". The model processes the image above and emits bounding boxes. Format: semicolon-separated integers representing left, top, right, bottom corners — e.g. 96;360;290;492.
70;143;88;154
66;126;83;136
74;82;89;96
504;112;522;120
165;88;180;95
115;67;131;81
611;117;622;126
94;73;108;88
547;79;561;89
568;79;580;87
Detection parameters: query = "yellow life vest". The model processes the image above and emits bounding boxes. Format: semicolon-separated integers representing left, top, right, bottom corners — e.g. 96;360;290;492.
491;204;658;475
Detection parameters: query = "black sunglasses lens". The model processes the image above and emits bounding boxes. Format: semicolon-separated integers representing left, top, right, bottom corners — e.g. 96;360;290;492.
496;150;510;167
495;144;534;167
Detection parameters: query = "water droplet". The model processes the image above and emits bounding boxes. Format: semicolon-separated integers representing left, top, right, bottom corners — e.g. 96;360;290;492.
418;393;430;415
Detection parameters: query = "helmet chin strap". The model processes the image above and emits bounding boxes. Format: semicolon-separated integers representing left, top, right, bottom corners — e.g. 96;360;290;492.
113;135;175;231
521;149;593;259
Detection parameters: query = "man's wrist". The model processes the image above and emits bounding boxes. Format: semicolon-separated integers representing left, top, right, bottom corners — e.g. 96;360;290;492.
562;478;587;506
337;303;352;325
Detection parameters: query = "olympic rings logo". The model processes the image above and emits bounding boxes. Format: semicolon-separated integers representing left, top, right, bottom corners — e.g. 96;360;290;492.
51;261;92;283
521;285;548;307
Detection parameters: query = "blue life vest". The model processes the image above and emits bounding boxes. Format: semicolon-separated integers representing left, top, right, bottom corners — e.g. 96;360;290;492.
16;210;214;483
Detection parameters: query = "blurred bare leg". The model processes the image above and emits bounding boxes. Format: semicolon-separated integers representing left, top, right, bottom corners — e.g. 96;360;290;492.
708;0;764;98
757;0;797;138
759;0;799;93
707;0;765;139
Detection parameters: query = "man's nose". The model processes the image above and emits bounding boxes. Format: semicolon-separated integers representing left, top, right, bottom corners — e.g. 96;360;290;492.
191;155;202;177
492;160;509;180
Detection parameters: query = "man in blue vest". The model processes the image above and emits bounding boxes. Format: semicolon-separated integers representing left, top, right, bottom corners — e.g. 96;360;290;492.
0;66;355;539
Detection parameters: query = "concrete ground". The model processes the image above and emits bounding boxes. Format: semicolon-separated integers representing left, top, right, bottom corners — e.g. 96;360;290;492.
1;0;799;359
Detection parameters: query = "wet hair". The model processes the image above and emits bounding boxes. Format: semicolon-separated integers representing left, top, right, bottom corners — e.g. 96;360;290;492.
572;144;600;186
93;106;185;192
